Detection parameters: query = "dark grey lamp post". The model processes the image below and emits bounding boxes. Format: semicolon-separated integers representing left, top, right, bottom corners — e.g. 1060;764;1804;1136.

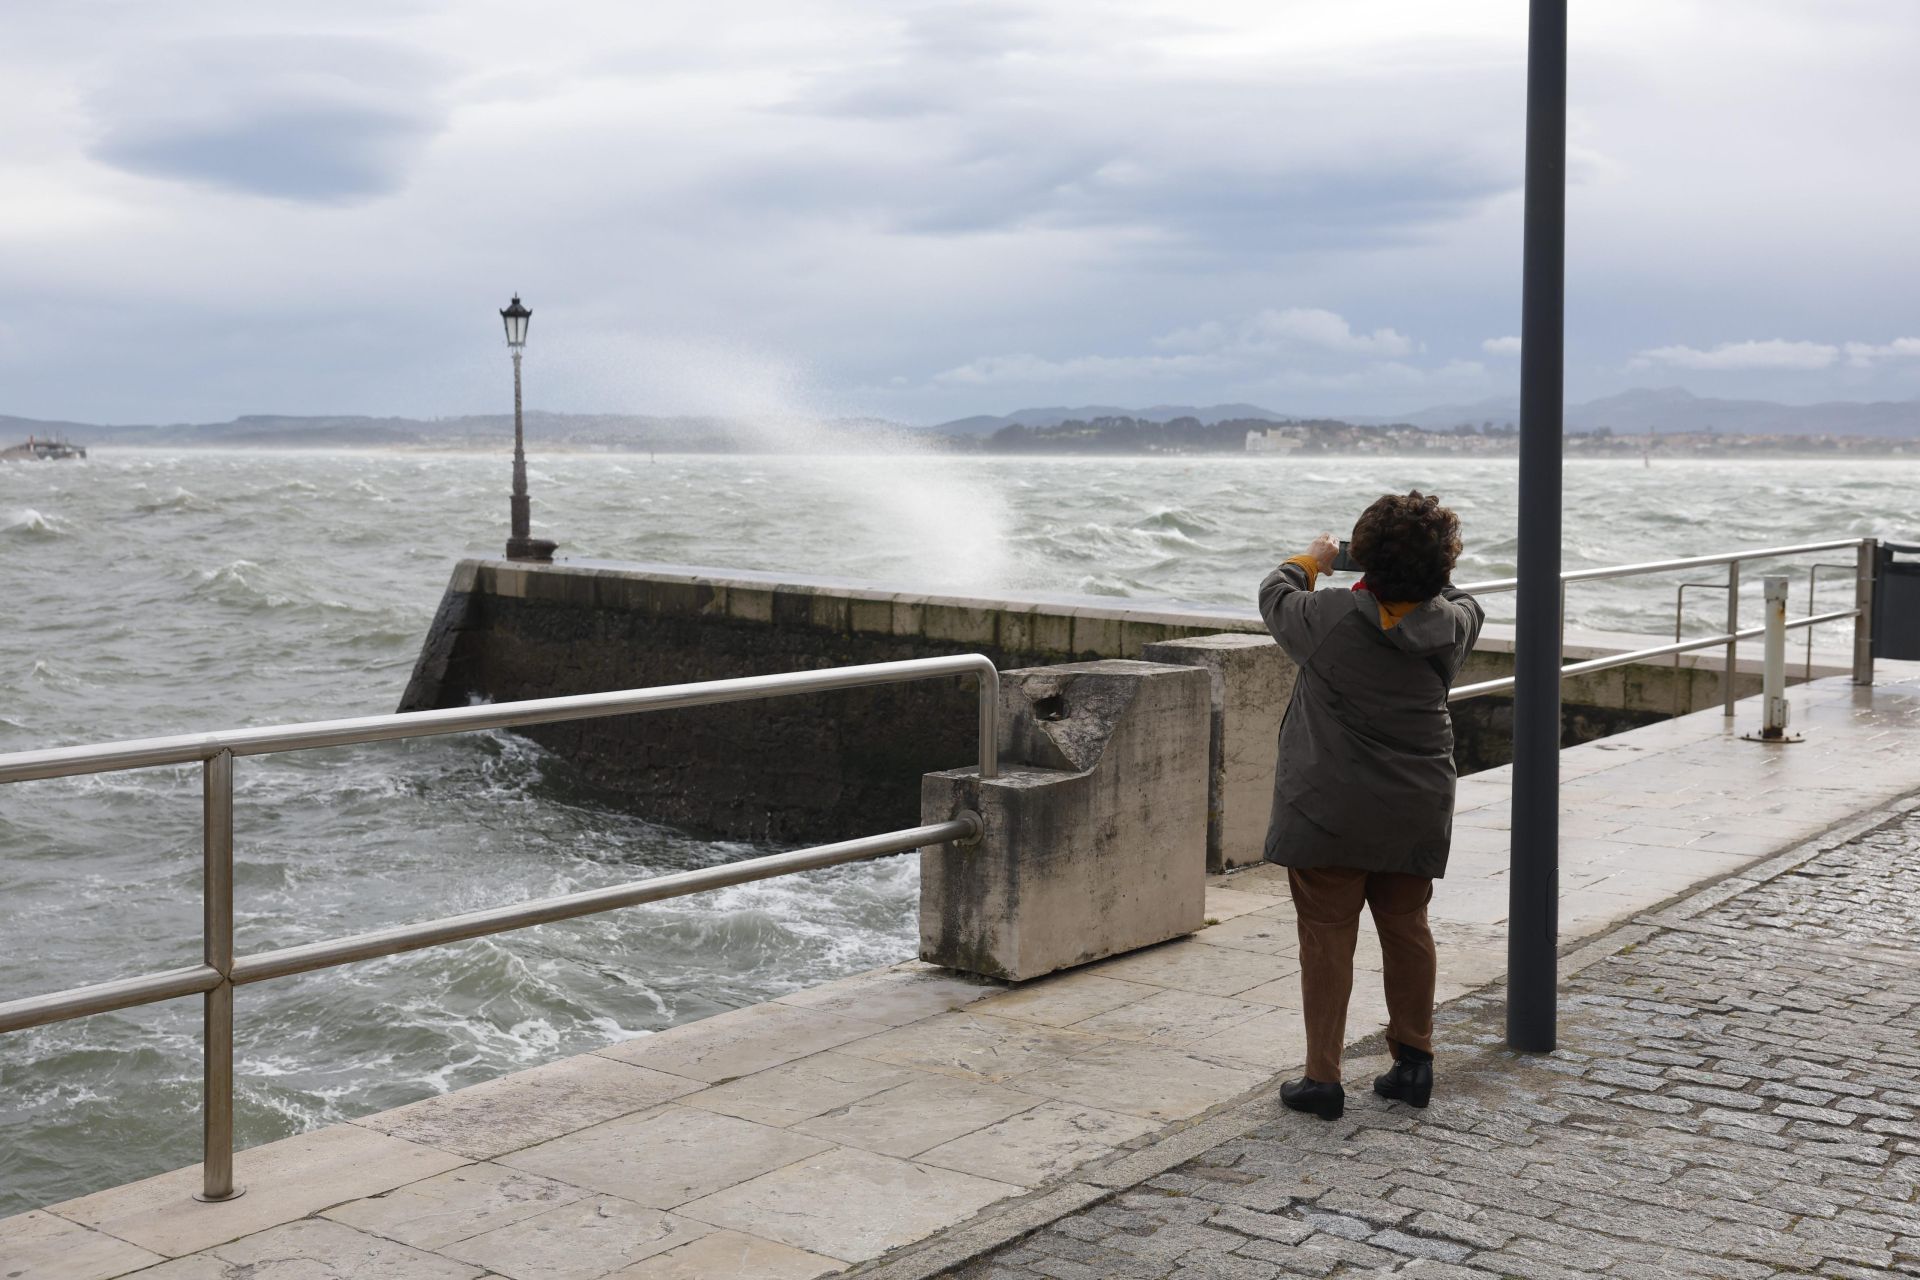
501;293;557;562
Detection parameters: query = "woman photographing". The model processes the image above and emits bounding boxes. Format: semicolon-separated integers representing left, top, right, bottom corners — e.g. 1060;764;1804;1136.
1256;491;1484;1120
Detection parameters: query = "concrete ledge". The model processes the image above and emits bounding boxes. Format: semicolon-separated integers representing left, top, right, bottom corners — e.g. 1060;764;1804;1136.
921;661;1210;980
1140;634;1294;872
397;558;1843;844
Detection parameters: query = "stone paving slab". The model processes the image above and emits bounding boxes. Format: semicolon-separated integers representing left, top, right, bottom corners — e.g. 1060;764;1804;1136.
41;1122;469;1258
940;802;1920;1280
613;1230;844;1279
9;669;1920;1278
356;1054;705;1160
141;1218;486;1278
322;1162;588;1250
678;1147;1024;1263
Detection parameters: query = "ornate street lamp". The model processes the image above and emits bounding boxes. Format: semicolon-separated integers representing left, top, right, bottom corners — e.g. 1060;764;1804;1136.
501;293;556;562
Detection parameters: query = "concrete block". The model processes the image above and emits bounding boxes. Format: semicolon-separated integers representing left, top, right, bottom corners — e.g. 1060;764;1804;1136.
848;595;893;636
1024;608;1076;658
922;601;998;646
808;590;851;633
771;585;814;627
1120;618;1180;656
727;586;776;624
997;604;1041;655
646;577;718;619
1068;612;1123;657
920;659;1209;981
1141;633;1296;872
492;565;528;599
890;595;927;637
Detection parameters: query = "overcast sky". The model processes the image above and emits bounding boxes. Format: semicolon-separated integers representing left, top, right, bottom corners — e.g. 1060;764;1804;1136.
4;0;1918;426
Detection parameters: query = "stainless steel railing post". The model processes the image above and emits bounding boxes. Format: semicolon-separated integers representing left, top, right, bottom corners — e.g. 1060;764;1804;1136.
1760;577;1792;738
1854;537;1878;686
976;663;999;780
1723;561;1740;718
196;750;243;1203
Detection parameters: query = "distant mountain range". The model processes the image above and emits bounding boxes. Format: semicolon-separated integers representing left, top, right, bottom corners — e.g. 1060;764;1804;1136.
0;411;913;452
8;386;1920;450
943;388;1920;439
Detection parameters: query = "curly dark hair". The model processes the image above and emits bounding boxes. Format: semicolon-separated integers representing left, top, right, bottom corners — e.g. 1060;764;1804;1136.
1348;490;1462;602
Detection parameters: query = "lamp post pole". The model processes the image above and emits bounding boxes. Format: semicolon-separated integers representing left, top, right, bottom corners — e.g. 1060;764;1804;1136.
1507;0;1567;1053
500;294;555;562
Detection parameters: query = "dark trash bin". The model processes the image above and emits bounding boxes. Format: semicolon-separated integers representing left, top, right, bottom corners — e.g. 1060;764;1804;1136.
1873;542;1920;661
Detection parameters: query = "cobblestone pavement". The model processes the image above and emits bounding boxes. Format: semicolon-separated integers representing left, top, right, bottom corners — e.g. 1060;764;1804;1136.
946;810;1920;1279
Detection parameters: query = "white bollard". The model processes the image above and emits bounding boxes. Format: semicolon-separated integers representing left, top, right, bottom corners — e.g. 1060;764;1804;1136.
1761;575;1791;740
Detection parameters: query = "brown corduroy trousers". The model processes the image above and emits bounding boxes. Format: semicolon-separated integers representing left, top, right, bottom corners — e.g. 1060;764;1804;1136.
1287;867;1437;1084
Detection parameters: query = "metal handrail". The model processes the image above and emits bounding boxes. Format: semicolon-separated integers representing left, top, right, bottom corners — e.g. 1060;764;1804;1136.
1447;537;1877;704
1670;580;1732;718
0;655;1001;784
1451;608;1863;702
1804;563;1856;681
1451;536;1869;597
0;653;999;1203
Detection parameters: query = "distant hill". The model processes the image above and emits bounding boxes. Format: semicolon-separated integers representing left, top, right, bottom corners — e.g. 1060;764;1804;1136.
0;411;924;453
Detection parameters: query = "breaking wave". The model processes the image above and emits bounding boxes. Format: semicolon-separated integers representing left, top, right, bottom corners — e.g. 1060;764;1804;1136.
2;508;60;537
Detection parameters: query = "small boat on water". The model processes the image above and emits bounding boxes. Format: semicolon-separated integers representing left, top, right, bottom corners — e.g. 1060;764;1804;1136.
2;435;87;461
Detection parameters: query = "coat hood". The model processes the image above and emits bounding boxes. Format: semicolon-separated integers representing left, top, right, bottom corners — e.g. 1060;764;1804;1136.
1352;587;1466;655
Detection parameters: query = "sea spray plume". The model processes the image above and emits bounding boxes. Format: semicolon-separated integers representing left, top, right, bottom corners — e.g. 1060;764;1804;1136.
543;331;1014;592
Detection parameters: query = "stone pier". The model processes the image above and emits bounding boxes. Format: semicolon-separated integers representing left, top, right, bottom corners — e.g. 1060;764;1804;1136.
10;662;1920;1280
395;558;1833;849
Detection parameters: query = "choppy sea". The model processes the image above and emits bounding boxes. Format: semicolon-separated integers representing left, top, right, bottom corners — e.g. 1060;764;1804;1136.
1;448;1911;1214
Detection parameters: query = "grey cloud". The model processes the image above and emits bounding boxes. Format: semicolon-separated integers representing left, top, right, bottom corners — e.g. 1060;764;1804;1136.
759;27;1518;254
87;35;449;202
710;136;1509;253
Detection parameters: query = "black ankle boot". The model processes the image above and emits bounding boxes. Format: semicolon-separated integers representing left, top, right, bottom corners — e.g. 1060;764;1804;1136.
1280;1077;1346;1121
1373;1047;1433;1108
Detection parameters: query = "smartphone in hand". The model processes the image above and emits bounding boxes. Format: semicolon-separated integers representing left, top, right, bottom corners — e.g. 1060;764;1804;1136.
1331;540;1360;573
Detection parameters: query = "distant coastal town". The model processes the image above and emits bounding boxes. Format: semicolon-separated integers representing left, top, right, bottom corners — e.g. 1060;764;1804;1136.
985;415;1918;457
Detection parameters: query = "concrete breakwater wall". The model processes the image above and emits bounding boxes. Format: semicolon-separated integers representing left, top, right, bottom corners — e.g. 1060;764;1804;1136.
399;558;1784;853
